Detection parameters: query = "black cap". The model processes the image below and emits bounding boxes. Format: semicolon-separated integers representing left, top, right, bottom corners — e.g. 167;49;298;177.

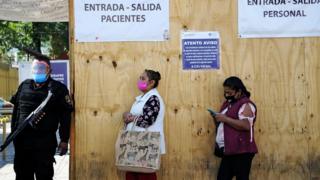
23;48;51;66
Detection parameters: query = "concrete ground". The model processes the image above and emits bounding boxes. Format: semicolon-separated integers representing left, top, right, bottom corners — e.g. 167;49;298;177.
0;122;69;180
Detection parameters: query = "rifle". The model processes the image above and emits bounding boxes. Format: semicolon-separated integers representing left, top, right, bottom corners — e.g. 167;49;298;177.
0;90;53;152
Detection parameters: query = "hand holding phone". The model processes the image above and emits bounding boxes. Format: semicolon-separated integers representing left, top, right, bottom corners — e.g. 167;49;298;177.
207;108;218;117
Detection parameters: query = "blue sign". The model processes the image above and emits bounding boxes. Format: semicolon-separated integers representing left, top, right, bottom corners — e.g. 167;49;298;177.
50;60;70;89
182;33;220;70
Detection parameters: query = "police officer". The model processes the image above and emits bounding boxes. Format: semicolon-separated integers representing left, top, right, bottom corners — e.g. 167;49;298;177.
10;54;73;180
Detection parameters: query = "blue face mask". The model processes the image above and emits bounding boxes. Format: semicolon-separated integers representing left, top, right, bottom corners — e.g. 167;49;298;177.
32;73;48;83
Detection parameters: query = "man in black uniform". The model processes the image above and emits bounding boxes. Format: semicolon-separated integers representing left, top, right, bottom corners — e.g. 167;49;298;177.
10;54;73;180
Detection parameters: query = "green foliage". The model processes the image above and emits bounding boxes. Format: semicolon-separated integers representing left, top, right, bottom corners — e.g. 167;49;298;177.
0;20;68;63
48;22;69;58
0;21;33;54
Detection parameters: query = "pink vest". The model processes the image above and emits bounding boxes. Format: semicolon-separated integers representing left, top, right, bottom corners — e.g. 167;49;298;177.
220;97;258;155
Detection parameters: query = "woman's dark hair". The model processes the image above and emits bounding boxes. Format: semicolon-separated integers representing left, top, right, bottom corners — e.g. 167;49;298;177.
223;76;251;97
145;69;161;88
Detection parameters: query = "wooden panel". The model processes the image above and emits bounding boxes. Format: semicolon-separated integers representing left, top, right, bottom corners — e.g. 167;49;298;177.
70;0;320;179
0;65;18;100
8;68;18;97
0;67;7;98
305;38;320;180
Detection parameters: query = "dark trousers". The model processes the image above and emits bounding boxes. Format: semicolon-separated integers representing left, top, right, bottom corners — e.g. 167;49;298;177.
217;153;255;180
126;172;157;180
14;148;55;180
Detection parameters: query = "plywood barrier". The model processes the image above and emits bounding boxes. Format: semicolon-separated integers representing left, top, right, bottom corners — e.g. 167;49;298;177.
70;0;320;179
0;63;18;100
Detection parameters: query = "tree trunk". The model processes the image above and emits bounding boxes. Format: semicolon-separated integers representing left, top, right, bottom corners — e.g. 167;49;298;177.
32;22;42;53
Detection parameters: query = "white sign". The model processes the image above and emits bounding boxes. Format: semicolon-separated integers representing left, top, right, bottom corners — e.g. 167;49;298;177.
18;62;32;84
238;1;320;38
74;0;169;42
0;0;68;22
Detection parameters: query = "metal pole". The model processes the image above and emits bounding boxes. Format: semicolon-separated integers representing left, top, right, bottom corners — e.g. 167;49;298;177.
2;119;6;160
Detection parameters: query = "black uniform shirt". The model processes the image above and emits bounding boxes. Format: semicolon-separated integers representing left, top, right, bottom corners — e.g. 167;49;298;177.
10;77;73;149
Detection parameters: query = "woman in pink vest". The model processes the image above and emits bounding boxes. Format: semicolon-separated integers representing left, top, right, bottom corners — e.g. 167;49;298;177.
214;76;258;180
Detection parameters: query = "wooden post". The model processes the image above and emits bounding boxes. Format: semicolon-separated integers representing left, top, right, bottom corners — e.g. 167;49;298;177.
69;0;76;179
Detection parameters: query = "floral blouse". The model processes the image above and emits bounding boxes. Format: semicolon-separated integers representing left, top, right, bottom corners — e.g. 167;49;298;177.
136;95;160;128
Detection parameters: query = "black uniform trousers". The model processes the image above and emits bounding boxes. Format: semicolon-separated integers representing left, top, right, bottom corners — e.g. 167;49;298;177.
14;148;56;180
217;153;255;180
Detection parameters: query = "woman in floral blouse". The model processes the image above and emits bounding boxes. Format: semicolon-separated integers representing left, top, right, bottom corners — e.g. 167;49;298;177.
123;69;165;180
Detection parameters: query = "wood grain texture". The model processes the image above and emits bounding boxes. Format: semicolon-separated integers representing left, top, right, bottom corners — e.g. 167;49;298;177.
305;38;320;180
0;66;18;100
70;0;320;179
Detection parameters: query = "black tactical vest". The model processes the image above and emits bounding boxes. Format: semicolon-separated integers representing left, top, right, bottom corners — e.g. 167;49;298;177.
13;78;72;149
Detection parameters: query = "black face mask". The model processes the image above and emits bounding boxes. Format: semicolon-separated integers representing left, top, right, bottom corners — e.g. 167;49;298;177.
224;94;236;103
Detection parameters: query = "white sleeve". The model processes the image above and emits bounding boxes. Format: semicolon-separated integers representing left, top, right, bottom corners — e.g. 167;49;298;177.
238;103;256;124
238;103;256;142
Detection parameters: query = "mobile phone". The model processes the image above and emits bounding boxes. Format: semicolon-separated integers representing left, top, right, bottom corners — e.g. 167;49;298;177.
207;108;218;117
